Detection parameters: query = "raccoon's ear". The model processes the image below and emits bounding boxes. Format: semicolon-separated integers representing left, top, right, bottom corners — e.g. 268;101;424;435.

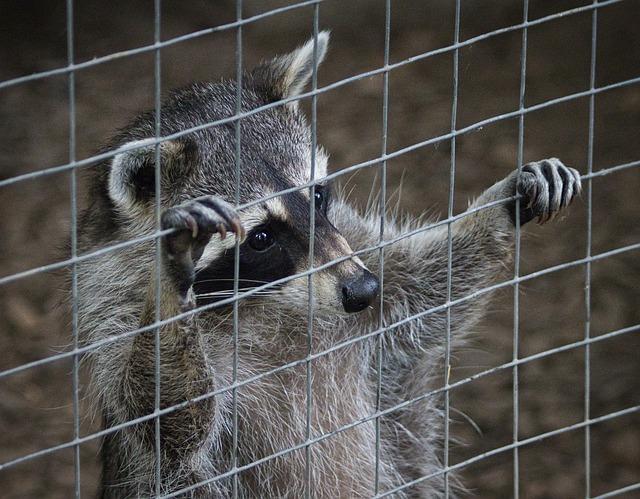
108;138;196;210
251;30;329;106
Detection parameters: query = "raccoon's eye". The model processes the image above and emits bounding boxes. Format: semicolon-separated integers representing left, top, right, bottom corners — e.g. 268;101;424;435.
314;190;326;212
248;229;275;252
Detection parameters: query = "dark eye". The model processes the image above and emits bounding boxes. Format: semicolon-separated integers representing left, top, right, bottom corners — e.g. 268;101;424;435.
248;228;275;252
314;189;326;212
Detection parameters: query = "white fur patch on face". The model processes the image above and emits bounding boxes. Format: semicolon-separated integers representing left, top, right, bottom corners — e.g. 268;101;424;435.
194;190;299;272
280;268;344;314
195;205;266;271
265;197;288;221
312;271;343;311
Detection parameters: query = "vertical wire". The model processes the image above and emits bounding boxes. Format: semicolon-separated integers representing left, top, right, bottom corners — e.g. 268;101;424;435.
374;0;391;493
66;0;80;496
444;0;461;496
584;2;598;497
305;6;320;498
514;1;529;497
232;1;243;497
153;0;163;496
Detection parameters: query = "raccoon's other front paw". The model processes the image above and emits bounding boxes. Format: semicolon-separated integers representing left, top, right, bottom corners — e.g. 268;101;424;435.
161;197;245;302
516;158;582;225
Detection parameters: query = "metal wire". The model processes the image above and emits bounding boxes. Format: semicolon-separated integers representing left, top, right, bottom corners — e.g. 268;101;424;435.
513;1;529;495
1;70;638;194
373;405;640;499
0;189;637;382
231;2;243;497
153;0;163;494
592;482;640;498
0;0;629;190
65;0;80;496
2;319;637;478
1;1;638;497
444;0;461;495
374;0;391;493
2;74;639;289
305;6;321;498
584;2;599;496
0;0;323;91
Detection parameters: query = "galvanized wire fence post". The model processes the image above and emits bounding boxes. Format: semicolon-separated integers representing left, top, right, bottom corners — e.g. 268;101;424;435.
0;1;638;498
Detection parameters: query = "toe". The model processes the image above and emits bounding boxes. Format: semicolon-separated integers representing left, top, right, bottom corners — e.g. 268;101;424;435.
523;162;550;223
557;164;575;209
542;160;563;222
199;196;245;238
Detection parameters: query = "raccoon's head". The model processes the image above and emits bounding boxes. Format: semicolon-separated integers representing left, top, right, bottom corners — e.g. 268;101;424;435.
104;31;379;316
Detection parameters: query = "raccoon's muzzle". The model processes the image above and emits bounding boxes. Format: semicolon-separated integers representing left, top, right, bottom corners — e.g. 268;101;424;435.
341;269;380;313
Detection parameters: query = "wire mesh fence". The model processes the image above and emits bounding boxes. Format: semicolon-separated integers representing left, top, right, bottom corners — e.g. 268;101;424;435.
0;0;638;497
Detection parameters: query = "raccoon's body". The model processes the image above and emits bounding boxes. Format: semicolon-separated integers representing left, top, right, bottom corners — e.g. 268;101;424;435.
77;33;581;498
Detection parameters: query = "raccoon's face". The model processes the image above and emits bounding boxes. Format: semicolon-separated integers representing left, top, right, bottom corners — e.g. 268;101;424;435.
193;178;379;315
105;32;379;316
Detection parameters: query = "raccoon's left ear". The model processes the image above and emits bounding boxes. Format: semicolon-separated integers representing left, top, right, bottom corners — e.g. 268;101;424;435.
251;30;329;107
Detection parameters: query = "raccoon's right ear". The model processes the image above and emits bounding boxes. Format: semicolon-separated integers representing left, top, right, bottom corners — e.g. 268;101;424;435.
108;138;196;210
251;31;329;107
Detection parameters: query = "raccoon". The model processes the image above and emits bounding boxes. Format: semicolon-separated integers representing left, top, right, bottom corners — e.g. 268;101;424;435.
77;32;581;498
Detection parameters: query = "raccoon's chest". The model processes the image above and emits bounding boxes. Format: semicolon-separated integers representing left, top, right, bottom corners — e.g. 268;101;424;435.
212;348;392;497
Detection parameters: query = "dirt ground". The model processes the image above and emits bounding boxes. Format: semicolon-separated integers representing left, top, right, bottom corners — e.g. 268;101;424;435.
1;0;638;497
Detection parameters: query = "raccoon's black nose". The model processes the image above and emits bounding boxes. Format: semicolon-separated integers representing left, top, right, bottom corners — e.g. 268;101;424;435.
341;269;380;313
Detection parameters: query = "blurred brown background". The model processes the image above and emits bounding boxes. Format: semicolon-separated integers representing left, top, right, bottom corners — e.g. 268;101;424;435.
1;0;639;497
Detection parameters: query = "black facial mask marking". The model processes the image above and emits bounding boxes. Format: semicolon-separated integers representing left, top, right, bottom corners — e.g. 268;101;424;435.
193;183;336;308
193;219;298;307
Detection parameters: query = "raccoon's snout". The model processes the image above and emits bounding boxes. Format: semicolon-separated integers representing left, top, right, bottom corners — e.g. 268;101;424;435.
341;269;380;313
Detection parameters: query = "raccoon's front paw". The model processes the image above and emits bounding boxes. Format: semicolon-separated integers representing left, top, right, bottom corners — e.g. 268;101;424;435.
161;197;245;302
517;158;582;225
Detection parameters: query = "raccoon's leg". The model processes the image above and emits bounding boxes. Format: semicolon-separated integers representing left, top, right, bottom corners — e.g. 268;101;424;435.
333;158;580;491
115;196;243;495
337;158;581;347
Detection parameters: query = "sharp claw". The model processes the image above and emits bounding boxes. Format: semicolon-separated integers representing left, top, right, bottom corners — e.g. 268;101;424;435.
186;214;198;239
218;223;227;240
231;219;245;241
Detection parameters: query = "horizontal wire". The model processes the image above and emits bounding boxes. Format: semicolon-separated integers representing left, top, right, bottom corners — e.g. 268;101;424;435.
1;144;638;288
592;482;640;499
0;0;322;91
3;69;638;191
0;0;624;94
0;190;516;286
374;405;640;499
1;198;638;380
1;318;637;473
1;0;636;490
0;5;636;189
582;158;640;179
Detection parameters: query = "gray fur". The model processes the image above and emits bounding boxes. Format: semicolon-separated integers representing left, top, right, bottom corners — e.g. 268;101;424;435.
76;35;581;498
